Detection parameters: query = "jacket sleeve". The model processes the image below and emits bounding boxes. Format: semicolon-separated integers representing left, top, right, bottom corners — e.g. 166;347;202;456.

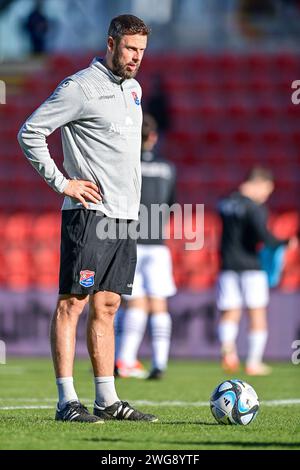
18;79;86;193
248;204;289;248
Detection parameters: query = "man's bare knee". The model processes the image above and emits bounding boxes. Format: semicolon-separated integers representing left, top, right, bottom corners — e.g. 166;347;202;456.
90;293;121;319
99;298;120;317
56;295;88;318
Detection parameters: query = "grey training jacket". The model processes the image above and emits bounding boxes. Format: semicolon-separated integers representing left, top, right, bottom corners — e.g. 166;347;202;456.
18;58;143;220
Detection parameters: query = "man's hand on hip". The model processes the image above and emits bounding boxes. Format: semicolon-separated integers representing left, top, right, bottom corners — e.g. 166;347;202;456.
63;180;102;209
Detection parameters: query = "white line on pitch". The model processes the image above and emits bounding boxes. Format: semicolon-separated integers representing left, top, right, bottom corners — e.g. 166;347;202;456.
135;399;300;407
0;406;53;410
0;399;300;410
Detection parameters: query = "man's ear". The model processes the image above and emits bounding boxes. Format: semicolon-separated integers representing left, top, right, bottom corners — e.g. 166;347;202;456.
107;36;115;53
151;132;159;146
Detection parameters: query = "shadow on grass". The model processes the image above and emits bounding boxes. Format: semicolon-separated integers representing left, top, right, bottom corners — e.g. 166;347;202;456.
81;437;300;449
159;421;218;426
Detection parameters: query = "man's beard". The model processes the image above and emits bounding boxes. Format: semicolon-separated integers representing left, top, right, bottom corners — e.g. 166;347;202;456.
112;47;140;79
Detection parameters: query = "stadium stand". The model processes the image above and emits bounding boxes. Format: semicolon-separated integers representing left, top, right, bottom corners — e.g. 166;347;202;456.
1;52;300;291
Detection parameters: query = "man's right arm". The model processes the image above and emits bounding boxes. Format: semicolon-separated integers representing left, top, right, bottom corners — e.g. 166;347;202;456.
18;79;101;207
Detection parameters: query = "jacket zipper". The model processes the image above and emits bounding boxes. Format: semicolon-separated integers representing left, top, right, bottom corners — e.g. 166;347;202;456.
120;83;128;109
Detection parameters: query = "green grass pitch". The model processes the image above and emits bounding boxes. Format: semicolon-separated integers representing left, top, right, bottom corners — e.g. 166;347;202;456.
0;358;299;450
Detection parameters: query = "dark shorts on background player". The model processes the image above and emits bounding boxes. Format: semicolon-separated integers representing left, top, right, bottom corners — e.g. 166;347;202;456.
59;209;137;295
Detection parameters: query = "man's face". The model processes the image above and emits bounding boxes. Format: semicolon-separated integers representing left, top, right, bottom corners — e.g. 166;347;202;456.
109;34;147;79
252;180;275;204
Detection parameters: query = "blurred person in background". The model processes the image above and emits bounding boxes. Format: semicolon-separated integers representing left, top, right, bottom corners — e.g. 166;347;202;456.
18;14;158;423
146;75;170;136
116;114;177;380
217;167;297;376
239;0;276;16
237;0;277;39
23;0;50;54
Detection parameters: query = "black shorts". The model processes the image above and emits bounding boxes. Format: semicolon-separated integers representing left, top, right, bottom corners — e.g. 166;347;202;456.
59;210;137;296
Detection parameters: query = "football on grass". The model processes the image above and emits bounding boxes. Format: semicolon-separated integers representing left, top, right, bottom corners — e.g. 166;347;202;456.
210;379;259;425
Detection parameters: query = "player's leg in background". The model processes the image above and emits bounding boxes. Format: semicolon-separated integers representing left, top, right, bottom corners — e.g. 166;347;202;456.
246;307;271;375
146;245;176;379
218;308;241;373
50;294;89;409
116;296;149;378
148;297;172;379
217;271;243;373
87;291;121;407
242;270;271;376
115;245;148;378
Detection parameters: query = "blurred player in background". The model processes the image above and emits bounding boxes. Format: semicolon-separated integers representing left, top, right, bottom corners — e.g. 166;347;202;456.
116;114;177;380
18;15;158;423
217;167;296;376
23;0;50;54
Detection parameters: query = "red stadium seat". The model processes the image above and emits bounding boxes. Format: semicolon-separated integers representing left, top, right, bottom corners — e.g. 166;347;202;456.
274;53;300;75
185;271;215;290
255;104;280;120
2;213;33;248
269;211;300;238
30;247;59;289
280;268;300;292
217;53;244;76
31;213;61;246
227;103;252;120
193;55;216;74
2;248;31;290
231;129;255;146
246;54;274;76
1;52;300;293
48;54;77;73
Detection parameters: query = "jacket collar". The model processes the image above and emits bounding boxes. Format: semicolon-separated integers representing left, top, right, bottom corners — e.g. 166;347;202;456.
91;57;125;85
141;151;155;162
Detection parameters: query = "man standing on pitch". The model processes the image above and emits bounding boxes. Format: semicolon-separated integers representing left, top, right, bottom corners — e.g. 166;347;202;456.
217;167;295;376
18;15;157;423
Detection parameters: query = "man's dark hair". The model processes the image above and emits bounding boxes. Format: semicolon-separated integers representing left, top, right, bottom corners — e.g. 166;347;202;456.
108;15;151;42
142;114;158;143
245;166;274;183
